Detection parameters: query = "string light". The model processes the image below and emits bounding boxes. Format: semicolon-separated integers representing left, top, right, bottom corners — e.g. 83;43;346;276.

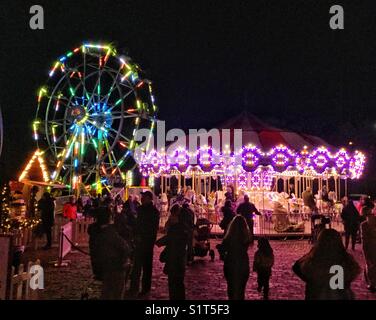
19;150;50;183
138;145;366;181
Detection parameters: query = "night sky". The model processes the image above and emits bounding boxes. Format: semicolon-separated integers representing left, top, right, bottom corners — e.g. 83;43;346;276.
1;0;376;193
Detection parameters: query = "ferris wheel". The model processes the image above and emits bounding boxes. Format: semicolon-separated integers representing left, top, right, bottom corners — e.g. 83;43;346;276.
33;42;157;193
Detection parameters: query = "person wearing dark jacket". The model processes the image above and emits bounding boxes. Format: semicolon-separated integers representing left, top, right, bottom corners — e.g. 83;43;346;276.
293;229;360;300
114;208;132;242
88;205;114;280
38;192;55;250
236;195;261;244
88;207;129;299
130;191;160;296
156;204;188;300
217;215;251;300
179;203;195;263
124;195;136;213
220;200;235;233
341;200;361;250
253;238;274;300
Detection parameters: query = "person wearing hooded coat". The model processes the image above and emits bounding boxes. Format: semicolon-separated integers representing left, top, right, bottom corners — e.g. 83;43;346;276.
293;229;360;300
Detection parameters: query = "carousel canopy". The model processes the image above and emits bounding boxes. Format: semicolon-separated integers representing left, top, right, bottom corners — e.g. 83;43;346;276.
217;111;331;151
139;112;365;180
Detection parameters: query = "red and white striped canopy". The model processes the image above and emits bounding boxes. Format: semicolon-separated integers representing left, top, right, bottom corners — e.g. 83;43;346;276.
216;111;331;151
167;111;331;152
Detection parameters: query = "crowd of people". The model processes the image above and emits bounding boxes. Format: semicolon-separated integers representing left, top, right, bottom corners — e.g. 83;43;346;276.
35;186;376;300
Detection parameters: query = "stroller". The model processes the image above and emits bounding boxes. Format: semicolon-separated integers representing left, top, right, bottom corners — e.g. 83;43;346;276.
309;214;331;244
192;218;215;261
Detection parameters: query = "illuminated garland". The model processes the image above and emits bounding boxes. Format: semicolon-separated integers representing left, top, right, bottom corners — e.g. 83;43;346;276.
139;144;366;180
0;184;41;233
19;149;50;183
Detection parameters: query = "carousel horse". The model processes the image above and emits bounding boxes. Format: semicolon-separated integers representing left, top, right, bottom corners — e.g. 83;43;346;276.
273;201;305;233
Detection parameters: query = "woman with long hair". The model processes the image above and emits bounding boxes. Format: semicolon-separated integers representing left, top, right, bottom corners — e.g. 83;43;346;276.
217;215;251;300
293;229;360;299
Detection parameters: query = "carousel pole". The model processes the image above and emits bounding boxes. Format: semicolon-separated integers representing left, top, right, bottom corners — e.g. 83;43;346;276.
338;177;341;201
345;178;348;197
298;177;301;198
319;177;323;211
178;173;181;193
334;176;338;202
161;175;164;194
204;176;207;197
235;171;238;195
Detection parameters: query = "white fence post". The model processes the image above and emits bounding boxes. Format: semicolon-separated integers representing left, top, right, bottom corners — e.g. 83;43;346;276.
9;259;40;300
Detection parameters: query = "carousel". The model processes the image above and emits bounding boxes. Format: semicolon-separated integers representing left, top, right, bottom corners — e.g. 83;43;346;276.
138;112;366;233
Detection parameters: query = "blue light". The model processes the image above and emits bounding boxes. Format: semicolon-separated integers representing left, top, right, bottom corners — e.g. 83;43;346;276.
74;159;78;168
59;56;67;62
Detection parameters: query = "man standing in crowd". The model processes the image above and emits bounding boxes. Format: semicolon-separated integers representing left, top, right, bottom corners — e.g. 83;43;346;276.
237;194;261;244
341;198;361;250
130;191;160;296
38;192;55;250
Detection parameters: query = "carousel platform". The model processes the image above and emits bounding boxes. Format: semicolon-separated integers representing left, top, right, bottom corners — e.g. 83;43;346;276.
160;212;345;239
210;216;345;239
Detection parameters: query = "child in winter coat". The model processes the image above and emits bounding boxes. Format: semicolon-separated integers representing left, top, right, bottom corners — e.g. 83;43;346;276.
253;237;274;300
